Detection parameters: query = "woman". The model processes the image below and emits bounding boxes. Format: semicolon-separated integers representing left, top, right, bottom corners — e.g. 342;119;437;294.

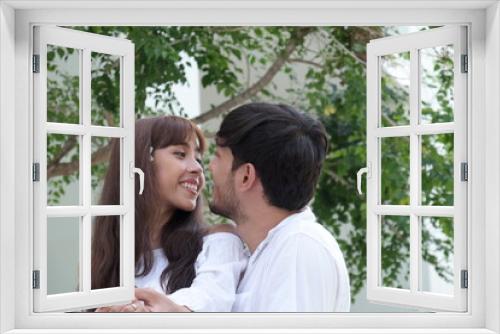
91;116;247;312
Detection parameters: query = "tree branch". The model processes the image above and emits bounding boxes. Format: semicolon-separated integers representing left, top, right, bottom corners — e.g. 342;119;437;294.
288;58;324;69
357;26;384;39
191;27;314;125
324;169;350;188
47;143;113;179
329;34;366;68
49;137;77;167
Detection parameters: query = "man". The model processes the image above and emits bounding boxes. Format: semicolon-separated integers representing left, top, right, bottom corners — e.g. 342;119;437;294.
136;102;350;312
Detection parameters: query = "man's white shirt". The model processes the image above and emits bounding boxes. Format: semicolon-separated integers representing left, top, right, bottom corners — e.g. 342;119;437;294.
232;206;351;312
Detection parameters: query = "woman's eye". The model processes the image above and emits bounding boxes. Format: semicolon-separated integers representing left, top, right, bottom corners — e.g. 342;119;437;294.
174;151;186;158
196;158;203;166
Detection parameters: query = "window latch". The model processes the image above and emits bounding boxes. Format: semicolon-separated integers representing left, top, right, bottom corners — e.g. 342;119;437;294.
356;162;371;195
130;162;144;195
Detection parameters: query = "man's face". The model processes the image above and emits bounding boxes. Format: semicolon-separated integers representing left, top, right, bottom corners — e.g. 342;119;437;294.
208;145;240;221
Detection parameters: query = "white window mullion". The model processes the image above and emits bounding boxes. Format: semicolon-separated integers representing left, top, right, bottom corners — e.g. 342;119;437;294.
46;123;127;137
374;205;454;217
375;123;454;138
90;126;127;138
46;123;85;135
81;48;92;294
415;123;454;135
78;47;85;294
409;48;420;294
375;126;411;138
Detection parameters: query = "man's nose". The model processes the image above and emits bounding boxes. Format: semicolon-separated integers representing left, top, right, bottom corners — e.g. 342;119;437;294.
207;159;214;173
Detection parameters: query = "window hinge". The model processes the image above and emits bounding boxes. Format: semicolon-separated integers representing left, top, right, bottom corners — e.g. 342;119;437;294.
32;55;40;73
32;270;40;289
32;163;40;182
461;270;468;289
461;162;468;182
461;54;468;73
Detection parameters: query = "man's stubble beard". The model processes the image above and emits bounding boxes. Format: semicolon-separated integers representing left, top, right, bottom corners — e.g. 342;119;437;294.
209;176;240;222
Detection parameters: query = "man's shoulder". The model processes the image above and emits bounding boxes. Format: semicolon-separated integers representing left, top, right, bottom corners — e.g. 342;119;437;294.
275;218;340;255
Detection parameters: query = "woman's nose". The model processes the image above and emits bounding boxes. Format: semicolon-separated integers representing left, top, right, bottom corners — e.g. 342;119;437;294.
188;158;203;174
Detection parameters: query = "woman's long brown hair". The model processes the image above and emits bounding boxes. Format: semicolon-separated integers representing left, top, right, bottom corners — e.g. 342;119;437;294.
91;116;207;294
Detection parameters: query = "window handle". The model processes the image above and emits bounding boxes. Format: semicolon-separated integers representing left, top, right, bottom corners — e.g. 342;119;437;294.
356;163;371;195
130;162;145;195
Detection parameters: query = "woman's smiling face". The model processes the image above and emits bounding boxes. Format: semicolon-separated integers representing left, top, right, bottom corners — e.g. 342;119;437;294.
152;135;205;212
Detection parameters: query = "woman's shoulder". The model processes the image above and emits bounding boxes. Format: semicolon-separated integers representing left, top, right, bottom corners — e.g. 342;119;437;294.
202;223;242;245
207;223;238;235
197;224;247;265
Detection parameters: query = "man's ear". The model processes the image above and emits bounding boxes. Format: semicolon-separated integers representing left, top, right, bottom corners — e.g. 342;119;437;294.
237;163;258;192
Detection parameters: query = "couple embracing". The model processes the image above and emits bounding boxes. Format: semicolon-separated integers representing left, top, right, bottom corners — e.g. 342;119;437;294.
92;102;350;312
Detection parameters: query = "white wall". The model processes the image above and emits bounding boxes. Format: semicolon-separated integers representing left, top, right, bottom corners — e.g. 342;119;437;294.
145;51;201;118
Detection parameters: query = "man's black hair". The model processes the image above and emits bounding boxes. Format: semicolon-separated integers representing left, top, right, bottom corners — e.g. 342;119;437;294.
215;102;328;211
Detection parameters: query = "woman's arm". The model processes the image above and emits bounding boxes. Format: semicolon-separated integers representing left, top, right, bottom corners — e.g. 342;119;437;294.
163;232;248;312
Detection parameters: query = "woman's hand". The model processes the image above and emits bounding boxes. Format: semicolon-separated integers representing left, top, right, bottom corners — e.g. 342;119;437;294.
135;288;191;312
94;288;191;312
95;299;148;313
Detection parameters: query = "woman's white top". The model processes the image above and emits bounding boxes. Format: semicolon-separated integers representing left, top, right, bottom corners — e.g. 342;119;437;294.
135;232;247;312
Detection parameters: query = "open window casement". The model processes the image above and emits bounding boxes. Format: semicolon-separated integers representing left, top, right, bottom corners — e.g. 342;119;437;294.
363;26;467;312
33;26;137;312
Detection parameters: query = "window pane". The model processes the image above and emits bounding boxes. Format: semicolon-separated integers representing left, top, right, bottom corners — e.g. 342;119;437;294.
380;215;410;289
420;45;454;124
47;134;80;206
91;137;121;205
47;45;80;124
47;217;80;295
91;52;121;127
421;134;454;206
381;137;410;205
421;217;454;295
91;215;121;289
380;52;410;127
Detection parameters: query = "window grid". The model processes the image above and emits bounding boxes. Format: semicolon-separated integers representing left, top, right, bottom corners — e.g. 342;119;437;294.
33;26;135;312
367;26;467;312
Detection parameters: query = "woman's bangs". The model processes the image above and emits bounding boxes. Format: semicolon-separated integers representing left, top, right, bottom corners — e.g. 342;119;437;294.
156;117;194;148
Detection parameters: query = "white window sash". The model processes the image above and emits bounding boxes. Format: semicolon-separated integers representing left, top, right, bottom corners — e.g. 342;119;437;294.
366;26;468;312
32;26;136;312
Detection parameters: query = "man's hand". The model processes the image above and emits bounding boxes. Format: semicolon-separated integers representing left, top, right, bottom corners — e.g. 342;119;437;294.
135;288;191;312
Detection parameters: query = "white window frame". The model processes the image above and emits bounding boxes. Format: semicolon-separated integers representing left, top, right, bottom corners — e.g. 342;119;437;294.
0;1;498;333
